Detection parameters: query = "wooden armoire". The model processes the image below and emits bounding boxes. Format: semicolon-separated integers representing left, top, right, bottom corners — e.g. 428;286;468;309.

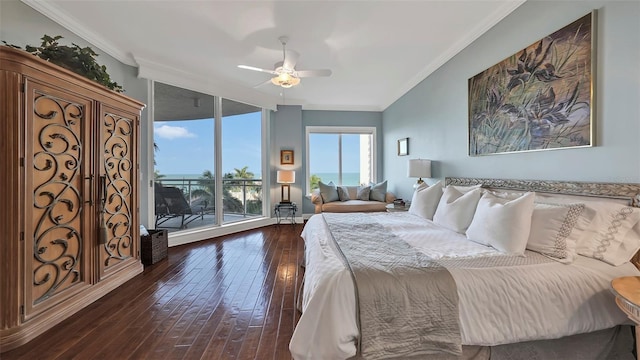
0;46;145;351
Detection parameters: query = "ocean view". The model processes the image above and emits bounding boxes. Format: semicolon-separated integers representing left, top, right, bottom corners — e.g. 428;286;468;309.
313;173;362;185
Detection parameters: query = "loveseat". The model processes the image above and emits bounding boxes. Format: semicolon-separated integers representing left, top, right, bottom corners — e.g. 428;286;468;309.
311;181;395;213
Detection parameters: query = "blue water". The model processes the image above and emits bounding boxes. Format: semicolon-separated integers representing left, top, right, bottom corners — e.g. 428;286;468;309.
313;172;361;185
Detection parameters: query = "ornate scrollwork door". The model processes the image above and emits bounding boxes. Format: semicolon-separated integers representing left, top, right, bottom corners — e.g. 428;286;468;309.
24;80;93;319
98;104;139;279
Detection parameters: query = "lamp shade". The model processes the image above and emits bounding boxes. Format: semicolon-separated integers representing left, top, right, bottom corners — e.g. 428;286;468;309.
277;170;295;184
407;159;432;178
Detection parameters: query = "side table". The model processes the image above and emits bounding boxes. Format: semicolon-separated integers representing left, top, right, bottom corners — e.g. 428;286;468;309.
611;276;640;360
275;202;297;225
386;203;409;212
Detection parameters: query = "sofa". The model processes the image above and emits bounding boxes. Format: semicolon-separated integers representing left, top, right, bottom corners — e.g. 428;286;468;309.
311;181;396;213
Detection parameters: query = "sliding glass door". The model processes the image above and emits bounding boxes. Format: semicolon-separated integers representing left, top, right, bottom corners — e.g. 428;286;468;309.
221;98;263;224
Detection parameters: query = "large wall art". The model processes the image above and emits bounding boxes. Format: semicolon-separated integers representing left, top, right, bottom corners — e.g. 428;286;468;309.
468;12;595;156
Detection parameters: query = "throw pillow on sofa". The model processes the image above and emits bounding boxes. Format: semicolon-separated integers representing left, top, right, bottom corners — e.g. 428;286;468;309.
318;181;339;203
369;180;388;202
337;186;351;201
357;186;371;200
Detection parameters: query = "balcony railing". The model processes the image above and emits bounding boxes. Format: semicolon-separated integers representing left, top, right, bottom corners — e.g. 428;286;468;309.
156;177;263;219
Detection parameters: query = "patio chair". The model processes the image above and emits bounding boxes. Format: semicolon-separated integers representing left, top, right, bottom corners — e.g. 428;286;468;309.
154;184;203;229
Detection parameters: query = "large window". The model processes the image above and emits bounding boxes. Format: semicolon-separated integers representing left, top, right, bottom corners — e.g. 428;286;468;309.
306;126;376;194
152;82;264;232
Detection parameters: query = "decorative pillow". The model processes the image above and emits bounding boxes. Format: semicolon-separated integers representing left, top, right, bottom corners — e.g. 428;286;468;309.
318;181;339;203
526;202;592;263
337;186;350;202
433;187;482;234
466;192;535;255
408;181;444;220
606;222;640;266
449;184;483;193
369;180;388;202
356;186;371;201
576;201;640;266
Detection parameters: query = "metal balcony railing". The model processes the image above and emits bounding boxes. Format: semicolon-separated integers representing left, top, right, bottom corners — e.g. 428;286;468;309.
155;178;263;218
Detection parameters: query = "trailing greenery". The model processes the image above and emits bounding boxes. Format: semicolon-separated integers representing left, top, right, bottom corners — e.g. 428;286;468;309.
3;35;123;92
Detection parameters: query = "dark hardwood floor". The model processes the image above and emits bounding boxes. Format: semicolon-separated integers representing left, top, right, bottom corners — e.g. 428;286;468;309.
2;224;304;360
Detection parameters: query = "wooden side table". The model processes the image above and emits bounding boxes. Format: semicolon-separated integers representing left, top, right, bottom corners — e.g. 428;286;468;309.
611;276;640;360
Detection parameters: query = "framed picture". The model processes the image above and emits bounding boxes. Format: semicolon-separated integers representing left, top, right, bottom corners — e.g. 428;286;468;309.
397;138;409;156
468;11;595;156
280;150;294;165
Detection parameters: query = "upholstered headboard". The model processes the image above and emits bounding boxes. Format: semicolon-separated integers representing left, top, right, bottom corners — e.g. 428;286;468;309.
445;177;640;269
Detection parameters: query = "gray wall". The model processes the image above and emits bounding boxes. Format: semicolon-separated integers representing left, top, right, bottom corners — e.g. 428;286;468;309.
272;107;383;214
383;0;640;201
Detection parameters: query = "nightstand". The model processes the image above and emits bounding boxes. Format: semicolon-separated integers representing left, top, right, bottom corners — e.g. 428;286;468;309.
274;202;297;225
386;203;409;212
611;276;640;360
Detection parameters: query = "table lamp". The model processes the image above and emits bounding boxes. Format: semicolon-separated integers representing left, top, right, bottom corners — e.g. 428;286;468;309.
408;159;431;189
277;170;295;203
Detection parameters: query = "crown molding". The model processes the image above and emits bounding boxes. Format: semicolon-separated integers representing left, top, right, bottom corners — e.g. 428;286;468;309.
134;56;281;111
21;0;137;66
382;0;526;110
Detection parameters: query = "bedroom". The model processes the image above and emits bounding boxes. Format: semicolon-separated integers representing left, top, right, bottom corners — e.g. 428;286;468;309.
1;0;639;359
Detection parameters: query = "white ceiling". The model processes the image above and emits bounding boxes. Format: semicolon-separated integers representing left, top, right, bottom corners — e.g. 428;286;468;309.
23;0;525;111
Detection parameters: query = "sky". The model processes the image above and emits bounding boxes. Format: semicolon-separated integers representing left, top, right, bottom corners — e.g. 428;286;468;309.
154;113;362;179
154;112;262;177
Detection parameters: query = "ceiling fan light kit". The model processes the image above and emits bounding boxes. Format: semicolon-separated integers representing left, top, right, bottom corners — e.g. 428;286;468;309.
238;36;331;89
271;71;300;88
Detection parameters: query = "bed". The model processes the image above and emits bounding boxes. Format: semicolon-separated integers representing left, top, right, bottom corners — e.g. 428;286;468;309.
290;177;640;360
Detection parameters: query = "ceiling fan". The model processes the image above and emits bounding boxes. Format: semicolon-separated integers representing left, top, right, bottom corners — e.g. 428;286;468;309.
238;36;332;88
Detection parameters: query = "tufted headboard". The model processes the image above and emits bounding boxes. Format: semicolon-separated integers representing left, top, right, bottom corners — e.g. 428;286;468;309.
445;177;640;269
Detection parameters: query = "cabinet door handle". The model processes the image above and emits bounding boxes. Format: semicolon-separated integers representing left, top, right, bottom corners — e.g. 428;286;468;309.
99;175;108;244
84;175;94;204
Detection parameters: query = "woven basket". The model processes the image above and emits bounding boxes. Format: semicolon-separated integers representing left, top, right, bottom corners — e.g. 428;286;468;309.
141;229;168;265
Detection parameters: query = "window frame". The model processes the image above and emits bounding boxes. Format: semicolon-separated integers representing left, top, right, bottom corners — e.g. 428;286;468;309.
305;126;377;195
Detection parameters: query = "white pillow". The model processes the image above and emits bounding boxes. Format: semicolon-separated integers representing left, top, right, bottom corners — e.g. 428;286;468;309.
527;202;593;263
408;181;444;220
466;192;535;255
448;184;482;193
576;201;640;266
433;187;482;233
609;222;640;266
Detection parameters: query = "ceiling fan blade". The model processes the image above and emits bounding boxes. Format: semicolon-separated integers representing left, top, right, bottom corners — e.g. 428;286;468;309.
253;79;273;88
295;69;332;78
282;50;299;70
238;65;277;75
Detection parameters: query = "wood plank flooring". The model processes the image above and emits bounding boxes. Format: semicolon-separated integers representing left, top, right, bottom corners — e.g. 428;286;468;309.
2;224;305;360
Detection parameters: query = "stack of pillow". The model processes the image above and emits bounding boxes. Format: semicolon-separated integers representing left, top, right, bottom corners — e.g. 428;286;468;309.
318;180;388;203
408;181;640;266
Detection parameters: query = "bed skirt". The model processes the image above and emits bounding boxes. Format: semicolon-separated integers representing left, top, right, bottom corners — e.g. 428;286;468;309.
344;326;634;360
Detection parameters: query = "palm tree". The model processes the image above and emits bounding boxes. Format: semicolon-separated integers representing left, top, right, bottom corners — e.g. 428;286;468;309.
190;170;244;214
233;166;254;179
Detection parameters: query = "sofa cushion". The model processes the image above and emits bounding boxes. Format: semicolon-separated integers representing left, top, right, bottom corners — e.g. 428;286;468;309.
322;200;387;213
369;181;387;202
319;181;339;203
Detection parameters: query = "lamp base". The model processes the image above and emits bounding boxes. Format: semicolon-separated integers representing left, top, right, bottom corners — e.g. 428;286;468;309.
413;178;427;189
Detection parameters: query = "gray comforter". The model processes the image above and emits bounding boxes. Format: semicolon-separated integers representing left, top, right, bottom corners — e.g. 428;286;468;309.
322;213;462;360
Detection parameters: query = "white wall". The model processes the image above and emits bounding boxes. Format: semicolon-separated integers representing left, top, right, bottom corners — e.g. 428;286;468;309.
383;0;640;201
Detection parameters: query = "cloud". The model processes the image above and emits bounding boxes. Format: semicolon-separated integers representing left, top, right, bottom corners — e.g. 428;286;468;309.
154;124;196;139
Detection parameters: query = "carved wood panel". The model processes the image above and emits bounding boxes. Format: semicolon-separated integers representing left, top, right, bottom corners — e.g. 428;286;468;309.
24;81;93;318
99;106;138;278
